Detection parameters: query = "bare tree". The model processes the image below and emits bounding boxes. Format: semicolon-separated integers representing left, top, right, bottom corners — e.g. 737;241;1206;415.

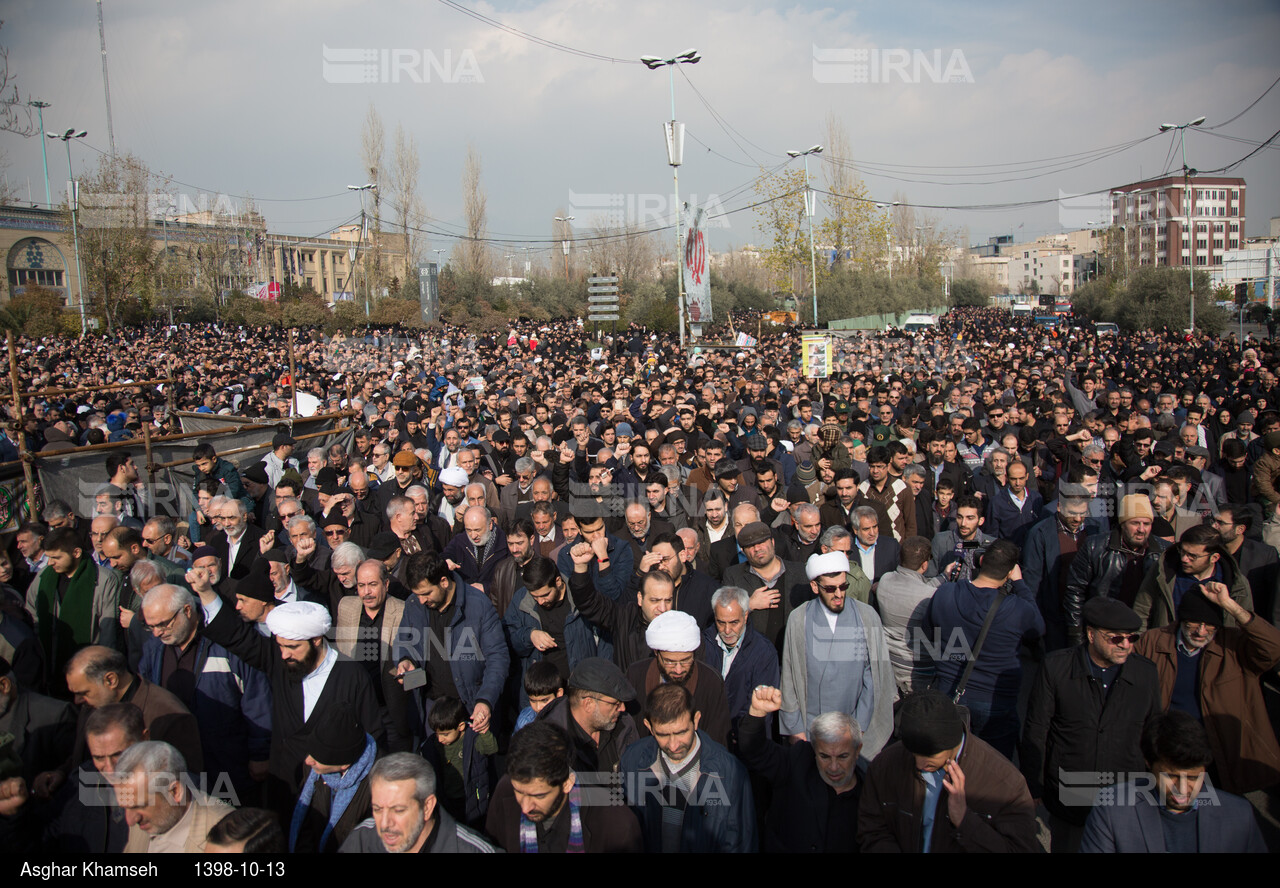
0;23;35;137
820;114;885;273
459;143;489;279
580;218;658;284
73;153;158;331
388;123;425;287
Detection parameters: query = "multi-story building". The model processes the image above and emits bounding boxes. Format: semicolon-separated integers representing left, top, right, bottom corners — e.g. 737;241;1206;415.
1109;175;1245;271
0;205;405;309
1004;235;1084;296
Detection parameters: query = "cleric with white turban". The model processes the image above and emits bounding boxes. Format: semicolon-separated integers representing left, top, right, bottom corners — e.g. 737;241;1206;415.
629;608;735;747
645;610;701;653
266;600;333;640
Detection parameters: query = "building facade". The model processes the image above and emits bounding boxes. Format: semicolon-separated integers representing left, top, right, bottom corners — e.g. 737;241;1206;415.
1110;175;1246;271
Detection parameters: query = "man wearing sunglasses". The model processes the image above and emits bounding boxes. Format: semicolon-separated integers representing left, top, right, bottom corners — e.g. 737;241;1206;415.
1020;598;1161;852
779;551;894;767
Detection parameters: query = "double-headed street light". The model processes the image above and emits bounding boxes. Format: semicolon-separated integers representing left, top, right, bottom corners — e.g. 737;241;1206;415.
47;128;88;335
29;100;52;208
787;145;823;325
348;183;377;316
1159;115;1205;331
642;49;700;347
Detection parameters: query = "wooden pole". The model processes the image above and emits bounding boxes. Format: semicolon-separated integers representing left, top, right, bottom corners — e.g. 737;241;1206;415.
6;334;38;523
149;422;354;470
140;420;156;486
22;409;358;460
287;328;298;418
0;376;176;401
165;355;176;420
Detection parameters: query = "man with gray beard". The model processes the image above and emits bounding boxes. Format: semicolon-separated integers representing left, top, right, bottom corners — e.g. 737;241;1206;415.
442;506;510;590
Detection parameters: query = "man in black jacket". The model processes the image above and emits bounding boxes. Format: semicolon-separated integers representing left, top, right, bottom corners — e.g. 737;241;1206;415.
1063;494;1169;646
188;566;383;818
568;553;672;672
738;685;862;853
1020;598;1161;852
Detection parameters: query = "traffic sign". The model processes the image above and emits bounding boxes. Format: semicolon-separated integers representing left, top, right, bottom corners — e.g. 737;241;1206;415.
587;285;619;294
588;294;620;303
587;275;619;284
587;313;620;321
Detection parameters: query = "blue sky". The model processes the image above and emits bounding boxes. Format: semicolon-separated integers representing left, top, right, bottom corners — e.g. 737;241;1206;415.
3;0;1277;265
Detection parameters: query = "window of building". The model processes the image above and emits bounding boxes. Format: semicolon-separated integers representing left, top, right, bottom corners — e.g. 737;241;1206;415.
7;268;65;288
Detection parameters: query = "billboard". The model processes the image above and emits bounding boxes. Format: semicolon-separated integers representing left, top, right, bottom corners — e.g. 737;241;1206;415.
418;262;440;324
683;205;711;325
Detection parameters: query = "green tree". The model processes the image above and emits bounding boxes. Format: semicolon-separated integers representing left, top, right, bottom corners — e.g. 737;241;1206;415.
819;115;890;275
949;278;989;307
626;280;677;332
370;296;422;327
0;284;76;337
72;153;158;332
753;167;809;308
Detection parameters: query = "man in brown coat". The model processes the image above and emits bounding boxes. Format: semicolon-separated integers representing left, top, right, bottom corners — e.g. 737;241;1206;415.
858;691;1039;853
1134;583;1280;794
31;646;203;799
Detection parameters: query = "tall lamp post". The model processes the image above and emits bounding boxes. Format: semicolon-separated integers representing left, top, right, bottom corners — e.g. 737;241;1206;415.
642;49;700;347
1159;115;1205;331
28;100;52;208
348;183;377;316
554;216;574;281
787;145;823;325
47;128;88;335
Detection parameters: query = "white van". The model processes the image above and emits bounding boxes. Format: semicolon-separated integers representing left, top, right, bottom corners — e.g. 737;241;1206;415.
901;313;939;334
1094;322;1119;337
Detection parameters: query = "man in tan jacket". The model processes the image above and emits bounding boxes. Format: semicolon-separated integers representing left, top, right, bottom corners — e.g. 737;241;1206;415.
335;560;411;752
117;741;232;853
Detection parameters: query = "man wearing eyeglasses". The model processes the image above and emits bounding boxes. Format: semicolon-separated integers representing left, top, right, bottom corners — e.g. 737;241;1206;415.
779;551;894;765
1133;524;1253;633
137;583;271;802
1021;598;1161;852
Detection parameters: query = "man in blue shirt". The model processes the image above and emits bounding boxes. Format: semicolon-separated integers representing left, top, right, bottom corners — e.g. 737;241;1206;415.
926;540;1044;758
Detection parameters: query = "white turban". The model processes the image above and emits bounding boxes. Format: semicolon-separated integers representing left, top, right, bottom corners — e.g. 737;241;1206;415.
806;551;850;580
439;467;469;487
266;601;332;640
645;610;700;653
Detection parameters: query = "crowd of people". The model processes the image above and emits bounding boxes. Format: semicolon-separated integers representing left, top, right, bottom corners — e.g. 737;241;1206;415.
0;306;1278;854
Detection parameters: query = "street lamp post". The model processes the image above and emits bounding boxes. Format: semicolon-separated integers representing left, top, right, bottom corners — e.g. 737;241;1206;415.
1159;115;1205;331
47;128;88;335
787;146;823;325
642;49;700;348
554;216;574;281
348;183;377;316
28;100;51;208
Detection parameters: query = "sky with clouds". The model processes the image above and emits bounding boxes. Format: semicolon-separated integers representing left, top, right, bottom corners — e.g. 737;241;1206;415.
3;0;1278;266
